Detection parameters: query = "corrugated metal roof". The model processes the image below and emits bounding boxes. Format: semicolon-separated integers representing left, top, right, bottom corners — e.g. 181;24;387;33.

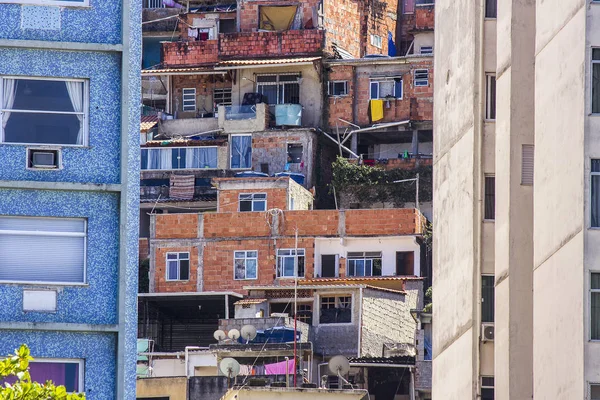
348;356;416;366
300;276;422;284
218;57;321;67
141;67;225;76
234;298;267;305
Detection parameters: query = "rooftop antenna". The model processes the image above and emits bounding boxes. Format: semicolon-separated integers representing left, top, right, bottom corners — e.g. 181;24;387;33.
328;355;351;387
219;357;241;387
213;330;226;341
228;329;241;341
241;325;258;344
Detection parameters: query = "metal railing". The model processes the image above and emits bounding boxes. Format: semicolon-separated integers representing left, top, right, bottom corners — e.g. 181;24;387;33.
143;0;164;8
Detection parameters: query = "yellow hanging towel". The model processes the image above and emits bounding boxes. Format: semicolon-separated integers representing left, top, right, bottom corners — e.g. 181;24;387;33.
370;99;384;122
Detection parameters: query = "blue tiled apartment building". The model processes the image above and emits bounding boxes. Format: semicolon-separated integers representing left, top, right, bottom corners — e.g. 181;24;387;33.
0;0;140;398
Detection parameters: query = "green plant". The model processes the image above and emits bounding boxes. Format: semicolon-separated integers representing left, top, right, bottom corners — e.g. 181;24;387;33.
423;286;432;313
330;157;433;207
0;345;85;400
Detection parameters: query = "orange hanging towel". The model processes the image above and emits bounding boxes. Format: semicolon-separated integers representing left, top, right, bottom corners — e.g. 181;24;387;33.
370;99;384;122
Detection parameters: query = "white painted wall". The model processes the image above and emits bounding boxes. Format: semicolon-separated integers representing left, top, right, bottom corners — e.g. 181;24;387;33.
234;302;269;319
314;236;421;277
149;352;217;378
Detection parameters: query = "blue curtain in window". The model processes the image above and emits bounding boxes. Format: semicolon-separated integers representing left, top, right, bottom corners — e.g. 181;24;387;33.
231;136;252;168
186;147;218;169
388;31;397;57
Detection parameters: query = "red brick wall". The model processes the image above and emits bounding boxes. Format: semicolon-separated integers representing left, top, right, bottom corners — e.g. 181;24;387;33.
322;0;363;57
155;214;199;239
139;238;150;260
154;246;199;292
162;40;219;67
326;65;355;128
279;210;339;236
363;0;398;56
203;212;272;238
218;187;289;212
345;209;425;236
203;237;315;292
170;75;232;113
414;5;434;31
219;30;324;59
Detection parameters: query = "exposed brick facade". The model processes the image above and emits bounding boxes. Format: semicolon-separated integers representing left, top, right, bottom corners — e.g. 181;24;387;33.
237;0;321;32
218;187;289;213
139;238;150;260
151;207;425;293
170;74;232;114
162;40;219;68
414;5;434;31
219;30;325;60
325;58;434;129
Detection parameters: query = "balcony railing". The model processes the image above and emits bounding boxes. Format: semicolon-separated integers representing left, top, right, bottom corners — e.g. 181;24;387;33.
143;0;164;8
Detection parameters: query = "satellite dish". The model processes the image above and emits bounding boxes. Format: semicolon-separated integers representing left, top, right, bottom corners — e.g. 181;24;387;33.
328;355;350;376
220;357;241;378
241;325;257;342
214;330;226;341
228;329;241;340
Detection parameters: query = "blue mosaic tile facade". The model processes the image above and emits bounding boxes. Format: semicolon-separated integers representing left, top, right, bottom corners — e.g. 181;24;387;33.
0;2;121;44
0;48;122;184
0;189;119;325
0;0;140;398
0;331;117;400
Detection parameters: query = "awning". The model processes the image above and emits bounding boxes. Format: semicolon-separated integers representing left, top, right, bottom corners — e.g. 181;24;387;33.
141;115;159;132
215;57;321;70
142;67;227;76
348;356;415;367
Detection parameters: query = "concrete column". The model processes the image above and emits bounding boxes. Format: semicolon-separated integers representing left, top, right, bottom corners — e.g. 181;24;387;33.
494;0;535;398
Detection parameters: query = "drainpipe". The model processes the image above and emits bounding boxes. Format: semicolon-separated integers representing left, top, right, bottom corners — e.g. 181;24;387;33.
410;366;416;400
185;346;202;378
357;287;363;357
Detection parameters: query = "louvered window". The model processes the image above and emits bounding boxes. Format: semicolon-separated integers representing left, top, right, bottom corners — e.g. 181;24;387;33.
0;216;86;284
521;145;534;185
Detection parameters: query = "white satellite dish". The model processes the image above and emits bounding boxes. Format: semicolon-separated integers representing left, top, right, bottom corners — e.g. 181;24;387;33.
228;328;241;340
241;325;257;343
220;357;241;378
328;355;350;376
214;330;226;341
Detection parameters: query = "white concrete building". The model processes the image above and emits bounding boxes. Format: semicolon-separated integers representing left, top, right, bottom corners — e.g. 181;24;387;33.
432;0;600;398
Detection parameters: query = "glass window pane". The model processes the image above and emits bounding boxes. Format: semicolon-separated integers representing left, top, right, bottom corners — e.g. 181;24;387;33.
4;112;81;145
179;252;189;259
593;175;600;227
240;201;252;212
10;80;82;112
28;362;80;392
234;251;246;258
168;261;178;280
179;260;189;280
591;384;600;400
482;275;495;323
485;176;495;220
246;259;257;279
247;251;257;258
235;259;246;280
167;254;177;260
370;82;379;99
593;273;600;290
254;194;267;199
284;256;295;276
591;292;600;340
253;200;266;212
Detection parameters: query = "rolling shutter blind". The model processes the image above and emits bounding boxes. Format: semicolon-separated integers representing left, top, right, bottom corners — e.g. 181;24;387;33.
521;145;534;185
0;217;86;283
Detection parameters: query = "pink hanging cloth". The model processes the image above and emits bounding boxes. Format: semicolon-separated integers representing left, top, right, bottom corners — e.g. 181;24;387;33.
265;359;296;375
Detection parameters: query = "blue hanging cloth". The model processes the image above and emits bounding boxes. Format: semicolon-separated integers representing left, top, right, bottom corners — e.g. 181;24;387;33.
388;31;397;57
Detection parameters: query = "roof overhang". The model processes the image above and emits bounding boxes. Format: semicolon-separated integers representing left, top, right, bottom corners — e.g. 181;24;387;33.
215;57;321;70
138;291;243;299
142;68;227;76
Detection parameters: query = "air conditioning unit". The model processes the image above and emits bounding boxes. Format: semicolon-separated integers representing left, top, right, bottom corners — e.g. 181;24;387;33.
27;148;60;169
481;323;494;342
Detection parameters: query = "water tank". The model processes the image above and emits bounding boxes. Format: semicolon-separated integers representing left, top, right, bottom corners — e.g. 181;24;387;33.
275;104;302;126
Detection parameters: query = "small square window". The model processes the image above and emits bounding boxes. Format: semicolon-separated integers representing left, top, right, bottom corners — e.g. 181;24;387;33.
319;295;352;324
182;88;196;112
420;46;433;55
276;248;305;278
234;250;258;280
328;81;348;96
370;34;383;49
287;144;303;163
414;69;429;87
166;252;190;281
239;193;267;212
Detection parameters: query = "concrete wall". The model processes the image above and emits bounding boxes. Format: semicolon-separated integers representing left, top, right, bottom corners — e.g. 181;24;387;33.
218;103;269;133
360;288;417;357
432;0;482;398
222;387;365;400
234;64;322;128
137;377;187;400
313;236;421;277
188;376;229;400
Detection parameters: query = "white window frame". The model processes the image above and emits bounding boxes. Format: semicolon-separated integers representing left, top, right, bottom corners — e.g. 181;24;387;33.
255;73;301;105
165;252;190;281
0;76;90;147
29;358;85;393
589;382;600;400
420;46;433;55
140;146;218;171
182;88;196;112
369;77;403;100
318;293;353;325
233;250;258;280
230;133;252;169
328;81;349;96
592;159;600;228
213;88;232;113
347;251;382;277
0;0;89;6
592;48;600;114
0;216;87;285
370;34;383;49
276;248;305;278
239;193;267;212
414;69;429;87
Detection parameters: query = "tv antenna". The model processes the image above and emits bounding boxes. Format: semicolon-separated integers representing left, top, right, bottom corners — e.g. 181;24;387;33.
228;328;241;341
219;357;241;387
241;325;257;343
213;330;226;341
328;355;351;387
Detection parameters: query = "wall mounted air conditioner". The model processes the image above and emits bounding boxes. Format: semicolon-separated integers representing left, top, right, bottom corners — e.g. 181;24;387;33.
481;323;494;342
27;148;60;170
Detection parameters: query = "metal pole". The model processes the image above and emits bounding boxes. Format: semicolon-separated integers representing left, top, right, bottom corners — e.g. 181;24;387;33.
416;173;419;210
293;228;299;387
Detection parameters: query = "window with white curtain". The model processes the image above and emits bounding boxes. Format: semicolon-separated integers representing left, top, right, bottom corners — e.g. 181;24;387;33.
234;250;258;280
0;77;88;146
166;252;190;281
0;216;86;284
230;134;252;169
140;147;217;170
